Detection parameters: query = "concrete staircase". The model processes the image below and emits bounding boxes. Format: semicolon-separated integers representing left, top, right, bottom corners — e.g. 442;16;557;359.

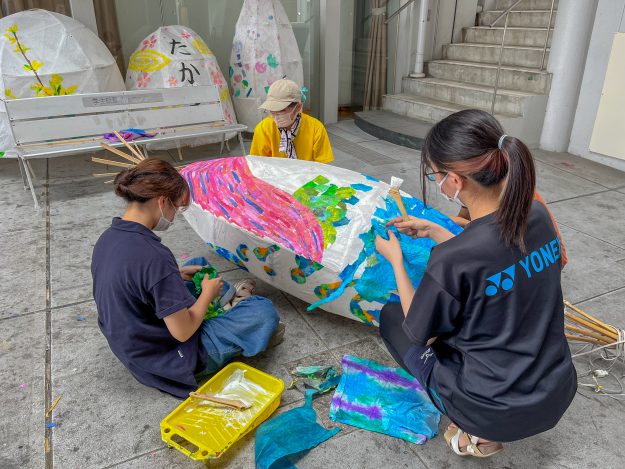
378;0;558;148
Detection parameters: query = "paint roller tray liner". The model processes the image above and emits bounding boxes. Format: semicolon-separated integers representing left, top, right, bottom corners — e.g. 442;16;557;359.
160;362;284;461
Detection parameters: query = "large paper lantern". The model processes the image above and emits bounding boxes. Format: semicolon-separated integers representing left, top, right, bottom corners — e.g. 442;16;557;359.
0;9;125;152
181;157;461;325
229;0;304;130
126;26;237;148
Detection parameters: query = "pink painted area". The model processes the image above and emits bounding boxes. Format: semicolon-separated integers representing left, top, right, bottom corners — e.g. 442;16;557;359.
181;157;325;262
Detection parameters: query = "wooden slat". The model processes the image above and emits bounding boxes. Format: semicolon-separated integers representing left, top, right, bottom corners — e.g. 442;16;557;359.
5;86;220;120
11;102;224;144
128;103;225;130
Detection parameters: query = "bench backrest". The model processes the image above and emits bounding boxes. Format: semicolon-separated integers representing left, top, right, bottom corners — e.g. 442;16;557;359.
4;85;224;146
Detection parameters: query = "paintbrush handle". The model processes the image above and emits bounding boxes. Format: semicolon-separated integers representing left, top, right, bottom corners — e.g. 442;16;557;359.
389;190;409;221
189;392;249;410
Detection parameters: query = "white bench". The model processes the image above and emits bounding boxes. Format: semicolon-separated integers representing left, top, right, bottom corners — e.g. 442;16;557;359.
2;85;247;208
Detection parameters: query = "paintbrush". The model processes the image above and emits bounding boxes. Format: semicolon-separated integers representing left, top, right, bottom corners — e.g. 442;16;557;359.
389;176;409;222
188;392;250;410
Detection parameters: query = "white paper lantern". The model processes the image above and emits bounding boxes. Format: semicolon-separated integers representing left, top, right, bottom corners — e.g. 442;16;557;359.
229;0;304;130
126;26;237;148
0;9;125;152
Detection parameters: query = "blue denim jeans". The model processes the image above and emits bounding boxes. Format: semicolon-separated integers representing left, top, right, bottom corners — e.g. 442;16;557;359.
183;257;280;375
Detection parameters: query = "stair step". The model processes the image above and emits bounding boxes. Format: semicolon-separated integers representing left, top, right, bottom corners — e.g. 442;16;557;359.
382;94;519;124
444;43;549;68
479;10;557;28
463;26;553;47
401;77;539;115
354;110;432;151
426;59;551;93
495;0;558;10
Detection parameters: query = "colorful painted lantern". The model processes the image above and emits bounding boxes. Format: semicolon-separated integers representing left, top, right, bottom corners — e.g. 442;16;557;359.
126;26;237;147
181;157;461;325
0;9;125;152
229;0;304;130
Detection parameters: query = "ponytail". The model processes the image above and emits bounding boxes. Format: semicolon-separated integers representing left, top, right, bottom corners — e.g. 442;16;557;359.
421;109;536;251
497;136;535;251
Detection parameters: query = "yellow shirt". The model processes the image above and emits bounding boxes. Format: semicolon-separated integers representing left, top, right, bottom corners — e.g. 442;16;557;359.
250;113;334;163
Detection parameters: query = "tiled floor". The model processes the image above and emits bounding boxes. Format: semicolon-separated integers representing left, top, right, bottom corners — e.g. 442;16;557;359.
1;120;625;468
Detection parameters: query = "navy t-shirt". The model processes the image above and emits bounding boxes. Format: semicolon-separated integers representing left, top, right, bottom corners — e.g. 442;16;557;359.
91;218;207;398
403;201;576;442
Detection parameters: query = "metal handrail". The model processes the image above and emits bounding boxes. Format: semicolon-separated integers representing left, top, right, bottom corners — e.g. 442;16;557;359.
541;0;557;70
488;0;524;115
489;0;556;115
385;0;417;24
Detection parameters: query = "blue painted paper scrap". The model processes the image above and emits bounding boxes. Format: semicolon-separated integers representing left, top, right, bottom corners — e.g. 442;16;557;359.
329;355;440;444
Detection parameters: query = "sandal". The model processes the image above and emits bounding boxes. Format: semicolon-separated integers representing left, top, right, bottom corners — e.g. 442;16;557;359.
223;279;257;310
444;428;503;458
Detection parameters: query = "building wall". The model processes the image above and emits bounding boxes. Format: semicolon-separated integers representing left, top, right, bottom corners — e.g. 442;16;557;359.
569;0;625;171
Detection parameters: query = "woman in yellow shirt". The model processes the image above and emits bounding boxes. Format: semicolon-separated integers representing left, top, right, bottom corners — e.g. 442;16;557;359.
250;79;334;163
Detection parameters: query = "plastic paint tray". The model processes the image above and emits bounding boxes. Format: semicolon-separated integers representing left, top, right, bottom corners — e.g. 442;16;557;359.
160;362;284;461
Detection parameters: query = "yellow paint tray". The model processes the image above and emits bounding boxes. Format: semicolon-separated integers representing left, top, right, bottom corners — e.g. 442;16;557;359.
161;362;284;461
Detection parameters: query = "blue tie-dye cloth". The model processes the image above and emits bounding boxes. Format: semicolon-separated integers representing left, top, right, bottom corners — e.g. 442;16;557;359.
329;355;440;444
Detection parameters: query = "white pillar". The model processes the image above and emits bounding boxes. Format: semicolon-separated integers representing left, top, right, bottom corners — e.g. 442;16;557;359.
320;0;340;124
539;0;598;152
410;0;429;78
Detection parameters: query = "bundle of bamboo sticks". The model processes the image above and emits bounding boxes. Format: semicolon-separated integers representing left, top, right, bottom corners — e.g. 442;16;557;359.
564;300;620;346
93;130;147;183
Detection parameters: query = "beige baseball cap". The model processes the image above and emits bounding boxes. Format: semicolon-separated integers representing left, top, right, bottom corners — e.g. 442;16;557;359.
259;79;301;112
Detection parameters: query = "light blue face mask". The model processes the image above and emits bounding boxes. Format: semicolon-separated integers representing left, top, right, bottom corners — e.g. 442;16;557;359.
254;388;340;469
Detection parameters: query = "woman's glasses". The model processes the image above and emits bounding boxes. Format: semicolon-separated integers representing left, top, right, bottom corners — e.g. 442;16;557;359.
425;170;446;182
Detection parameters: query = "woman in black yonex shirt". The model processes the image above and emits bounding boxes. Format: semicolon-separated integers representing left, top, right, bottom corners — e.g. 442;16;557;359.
375;109;576;458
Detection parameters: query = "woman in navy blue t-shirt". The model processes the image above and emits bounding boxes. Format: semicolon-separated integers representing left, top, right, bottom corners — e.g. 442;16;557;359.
92;158;282;398
375;110;576;458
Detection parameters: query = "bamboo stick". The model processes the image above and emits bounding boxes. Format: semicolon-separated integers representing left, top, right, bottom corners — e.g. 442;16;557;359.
565;312;619;341
132;142;146;160
564;301;618;335
566;334;605;345
46;396;61;417
112;130;145;162
565;324;613;344
93;172;119;178
99;143;141;164
177;146;183;161
91;157;134;169
188;392;249;410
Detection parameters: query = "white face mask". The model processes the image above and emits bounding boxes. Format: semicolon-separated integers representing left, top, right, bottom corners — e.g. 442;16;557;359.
272;105;300;128
153;200;175;232
437;173;463;206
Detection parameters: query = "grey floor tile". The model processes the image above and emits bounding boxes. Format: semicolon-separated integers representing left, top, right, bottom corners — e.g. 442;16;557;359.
534;149;625;189
51;362;181;469
574;287;625;333
330;147;371;173
287;294;378;349
51;301;118;380
0;182;45;235
550;191;625;249
0;228;46;317
327;125;377;144
298;429;428;469
558;225;625;304
0;312;46;469
106;448;197;468
356;139;422;163
329;337;397;370
535;160;607;203
328;120;380;142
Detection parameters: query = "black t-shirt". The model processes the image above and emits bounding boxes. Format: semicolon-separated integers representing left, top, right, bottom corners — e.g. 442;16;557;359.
404;201;576;441
91;218;206;398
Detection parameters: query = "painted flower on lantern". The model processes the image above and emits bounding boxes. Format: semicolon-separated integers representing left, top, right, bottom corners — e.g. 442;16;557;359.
136;72;151;88
210;70;223;86
181;30;191;39
167;76;178;87
141;35;156;50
